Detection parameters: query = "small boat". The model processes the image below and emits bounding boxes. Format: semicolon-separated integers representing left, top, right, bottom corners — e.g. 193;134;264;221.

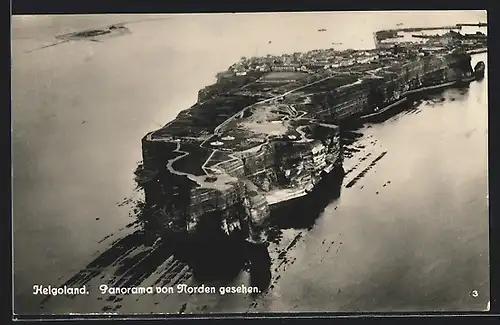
318;28;327;32
396;23;403;26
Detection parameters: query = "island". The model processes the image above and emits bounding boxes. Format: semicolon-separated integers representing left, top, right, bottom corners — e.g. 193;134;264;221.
135;25;486;254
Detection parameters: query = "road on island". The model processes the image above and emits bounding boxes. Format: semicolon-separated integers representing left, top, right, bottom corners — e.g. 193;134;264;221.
213;73;345;135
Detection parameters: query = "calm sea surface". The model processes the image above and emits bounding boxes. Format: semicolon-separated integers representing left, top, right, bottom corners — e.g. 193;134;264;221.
12;11;488;314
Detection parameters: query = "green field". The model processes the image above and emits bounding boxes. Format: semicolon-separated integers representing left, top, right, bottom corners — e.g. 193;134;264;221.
261;71;308;81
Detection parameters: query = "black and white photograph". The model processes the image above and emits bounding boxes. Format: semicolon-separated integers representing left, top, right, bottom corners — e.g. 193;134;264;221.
12;10;489;316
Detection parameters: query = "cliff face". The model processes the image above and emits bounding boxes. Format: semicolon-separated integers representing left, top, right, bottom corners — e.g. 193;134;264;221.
301;52;474;123
183;181;270;243
232;123;342;199
140;137;271;244
140;120;341;244
362;51;473;113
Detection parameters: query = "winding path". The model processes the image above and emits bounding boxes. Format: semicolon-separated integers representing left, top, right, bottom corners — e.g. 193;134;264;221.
165;141;191;176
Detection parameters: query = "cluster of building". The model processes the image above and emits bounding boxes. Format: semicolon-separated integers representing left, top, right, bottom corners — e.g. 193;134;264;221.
228;49;384;76
227;29;486;78
377;29;487;53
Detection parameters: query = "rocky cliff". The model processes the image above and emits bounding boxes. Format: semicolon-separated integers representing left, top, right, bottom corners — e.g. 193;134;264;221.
139;137;271;244
139;117;342;245
230;122;342;204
